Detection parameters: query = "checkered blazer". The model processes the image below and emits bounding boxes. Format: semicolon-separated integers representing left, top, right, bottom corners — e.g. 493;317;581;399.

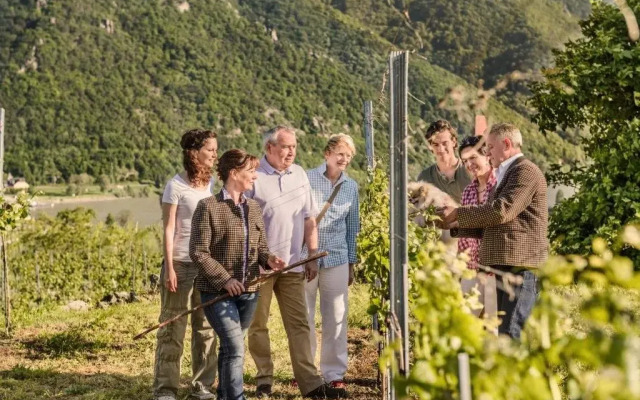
452;157;549;268
190;191;272;294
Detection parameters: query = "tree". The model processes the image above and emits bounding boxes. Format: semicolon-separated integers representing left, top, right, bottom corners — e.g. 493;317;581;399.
97;174;111;192
530;0;640;265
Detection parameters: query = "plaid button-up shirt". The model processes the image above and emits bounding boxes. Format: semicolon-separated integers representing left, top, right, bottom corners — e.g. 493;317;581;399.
221;187;250;283
458;171;497;270
303;163;360;267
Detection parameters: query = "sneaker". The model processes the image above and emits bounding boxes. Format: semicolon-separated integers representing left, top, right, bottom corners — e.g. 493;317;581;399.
330;380;346;389
191;382;216;400
255;383;272;399
304;383;348;399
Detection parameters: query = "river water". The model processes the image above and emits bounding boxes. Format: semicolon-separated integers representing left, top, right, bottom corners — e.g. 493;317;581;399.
31;183;574;228
32;197;163;227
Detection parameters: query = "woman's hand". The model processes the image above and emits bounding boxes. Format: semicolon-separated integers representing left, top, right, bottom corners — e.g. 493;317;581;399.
267;254;286;271
164;267;178;292
224;278;245;296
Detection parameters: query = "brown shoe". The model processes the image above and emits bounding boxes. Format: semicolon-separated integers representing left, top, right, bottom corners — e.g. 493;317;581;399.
304;383;348;399
255;384;272;399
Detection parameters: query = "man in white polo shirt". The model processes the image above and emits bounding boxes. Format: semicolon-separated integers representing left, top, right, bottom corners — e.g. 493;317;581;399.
247;126;346;399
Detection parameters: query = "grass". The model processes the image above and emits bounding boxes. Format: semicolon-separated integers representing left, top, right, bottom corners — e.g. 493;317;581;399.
3;278;640;399
0;284;379;400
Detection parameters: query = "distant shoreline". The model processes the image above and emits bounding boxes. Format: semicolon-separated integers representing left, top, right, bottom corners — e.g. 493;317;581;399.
27;194;129;208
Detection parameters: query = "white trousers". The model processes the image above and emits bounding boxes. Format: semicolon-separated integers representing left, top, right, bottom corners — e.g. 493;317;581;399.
304;263;349;383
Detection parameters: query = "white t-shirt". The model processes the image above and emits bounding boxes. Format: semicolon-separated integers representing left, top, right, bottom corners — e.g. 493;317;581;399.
162;174;214;262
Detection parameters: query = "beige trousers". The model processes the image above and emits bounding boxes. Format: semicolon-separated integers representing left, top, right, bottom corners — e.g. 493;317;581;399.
304;263;349;383
248;272;323;395
153;260;218;397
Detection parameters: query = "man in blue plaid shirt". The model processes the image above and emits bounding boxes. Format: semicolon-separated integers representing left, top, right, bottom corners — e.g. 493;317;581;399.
303;134;360;388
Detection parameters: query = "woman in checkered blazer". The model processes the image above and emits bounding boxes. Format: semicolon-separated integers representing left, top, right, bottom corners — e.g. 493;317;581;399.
190;149;285;400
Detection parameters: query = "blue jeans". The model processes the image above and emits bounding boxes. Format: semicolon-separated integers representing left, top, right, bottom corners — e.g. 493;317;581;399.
201;292;258;400
494;268;539;339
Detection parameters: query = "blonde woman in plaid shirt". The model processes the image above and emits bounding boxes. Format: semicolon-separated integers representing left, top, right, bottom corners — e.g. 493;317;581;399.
458;135;496;316
304;134;360;389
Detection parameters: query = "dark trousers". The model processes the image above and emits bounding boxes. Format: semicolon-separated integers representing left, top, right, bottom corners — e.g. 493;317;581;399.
493;267;539;339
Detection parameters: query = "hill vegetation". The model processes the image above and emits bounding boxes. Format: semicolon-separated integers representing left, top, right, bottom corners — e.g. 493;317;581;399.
0;0;585;185
327;0;588;115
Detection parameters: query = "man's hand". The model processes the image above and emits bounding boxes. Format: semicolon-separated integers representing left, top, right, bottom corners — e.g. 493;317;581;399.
348;263;356;286
436;206;458;226
434;217;449;230
164;267;178;293
223;278;245;296
267;254;286;271
305;259;319;282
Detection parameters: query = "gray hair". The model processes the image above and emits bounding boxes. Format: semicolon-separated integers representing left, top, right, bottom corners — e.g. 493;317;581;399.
489;123;523;149
262;125;296;151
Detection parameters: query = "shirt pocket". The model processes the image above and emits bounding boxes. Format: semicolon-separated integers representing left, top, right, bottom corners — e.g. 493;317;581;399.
324;202;351;229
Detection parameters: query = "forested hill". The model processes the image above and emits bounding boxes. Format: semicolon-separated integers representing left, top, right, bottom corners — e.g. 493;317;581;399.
326;0;588;115
0;0;586;186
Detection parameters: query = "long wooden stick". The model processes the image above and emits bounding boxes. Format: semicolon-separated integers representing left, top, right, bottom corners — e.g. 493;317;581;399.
133;251;328;340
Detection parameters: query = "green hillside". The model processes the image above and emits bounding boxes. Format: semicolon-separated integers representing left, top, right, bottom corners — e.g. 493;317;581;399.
0;0;582;185
326;0;588;114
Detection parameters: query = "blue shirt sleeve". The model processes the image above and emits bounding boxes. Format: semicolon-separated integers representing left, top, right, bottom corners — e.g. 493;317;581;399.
346;182;360;264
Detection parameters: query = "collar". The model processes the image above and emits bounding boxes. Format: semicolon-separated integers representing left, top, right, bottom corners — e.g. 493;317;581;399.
498;153;523;174
260;156;292;175
318;162;347;185
221;187;247;205
478;169;498;189
435;158;462;182
487;169;497;187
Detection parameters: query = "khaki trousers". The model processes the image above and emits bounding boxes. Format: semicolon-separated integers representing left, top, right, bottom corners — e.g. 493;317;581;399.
153;260;218;397
248;272;323;395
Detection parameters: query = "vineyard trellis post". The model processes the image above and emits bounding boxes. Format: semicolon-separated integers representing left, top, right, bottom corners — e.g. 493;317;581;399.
143;242;148;290
364;100;377;336
364;100;375;169
458;352;472;400
2;232;11;336
389;50;410;393
130;240;135;295
0;107;5;191
35;251;41;299
364;99;386;390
